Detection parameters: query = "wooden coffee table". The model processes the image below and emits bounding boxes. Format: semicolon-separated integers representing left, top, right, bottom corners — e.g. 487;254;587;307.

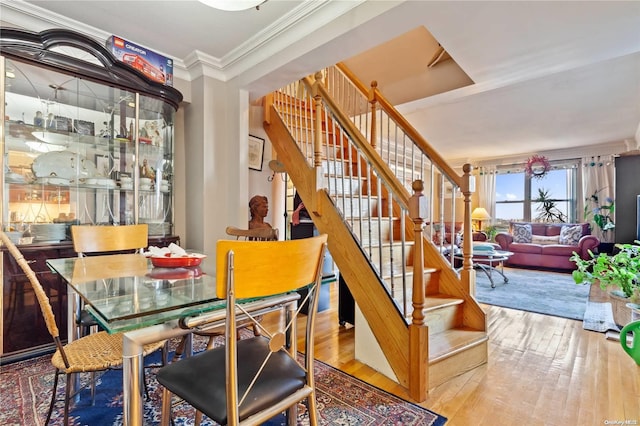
455;250;514;288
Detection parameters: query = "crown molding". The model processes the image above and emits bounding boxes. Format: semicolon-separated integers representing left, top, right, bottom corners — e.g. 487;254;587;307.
1;0;365;85
454;140;630;169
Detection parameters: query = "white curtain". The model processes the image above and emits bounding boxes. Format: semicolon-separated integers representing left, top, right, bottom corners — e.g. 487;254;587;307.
581;155;615;242
477;166;497;224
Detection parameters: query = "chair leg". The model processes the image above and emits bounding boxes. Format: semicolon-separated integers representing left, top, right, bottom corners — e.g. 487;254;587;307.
287;405;297;426
194;409;203;426
90;371;96;405
160;386;172;426
45;369;60;425
307;393;319;426
205;335;216;350
65;373;73;425
171;336;187;362
161;340;169;366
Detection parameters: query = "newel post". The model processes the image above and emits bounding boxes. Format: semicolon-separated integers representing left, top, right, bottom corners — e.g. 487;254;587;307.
310;72;324;215
368;81;378;149
460;163;476;293
312;72;324;169
408;180;429;401
409;180;427;325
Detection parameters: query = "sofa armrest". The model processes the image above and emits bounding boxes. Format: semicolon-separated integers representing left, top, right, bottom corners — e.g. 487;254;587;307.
576;235;600;259
472;231;488;242
494;232;513;250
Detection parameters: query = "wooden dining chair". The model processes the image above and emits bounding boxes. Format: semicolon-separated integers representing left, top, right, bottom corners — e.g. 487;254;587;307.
69;224;150;338
71;223;149;255
69;224;167;399
225;225;278;241
158;234;327;426
170;225;279;363
0;230;165;425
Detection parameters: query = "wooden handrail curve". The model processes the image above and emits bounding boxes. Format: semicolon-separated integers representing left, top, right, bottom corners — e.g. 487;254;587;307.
336;62;463;188
300;74;412;209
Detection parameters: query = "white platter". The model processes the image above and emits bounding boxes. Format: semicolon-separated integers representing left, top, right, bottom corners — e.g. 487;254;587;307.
5;172;26;183
32;151;97;180
35;177;70;186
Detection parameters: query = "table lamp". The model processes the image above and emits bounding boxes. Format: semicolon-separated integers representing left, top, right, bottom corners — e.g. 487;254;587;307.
471;207;491;231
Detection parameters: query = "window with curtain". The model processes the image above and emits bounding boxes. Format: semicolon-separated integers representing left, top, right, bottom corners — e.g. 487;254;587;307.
494;159;578;227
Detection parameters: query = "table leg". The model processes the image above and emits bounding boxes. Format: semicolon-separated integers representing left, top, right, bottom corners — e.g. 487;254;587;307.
123;335;144;426
475;263;509;288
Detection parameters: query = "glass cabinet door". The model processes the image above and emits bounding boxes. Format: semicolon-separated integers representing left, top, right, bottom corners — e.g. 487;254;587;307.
136;94;175;236
2;56;175;241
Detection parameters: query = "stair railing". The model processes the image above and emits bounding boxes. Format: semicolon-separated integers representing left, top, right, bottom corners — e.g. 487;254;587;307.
273;68;475;318
271;73;430;318
326;64;475;273
268;70;482;401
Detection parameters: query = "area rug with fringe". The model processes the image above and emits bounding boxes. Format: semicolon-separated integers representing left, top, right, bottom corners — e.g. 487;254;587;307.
0;339;447;426
475;267;590;320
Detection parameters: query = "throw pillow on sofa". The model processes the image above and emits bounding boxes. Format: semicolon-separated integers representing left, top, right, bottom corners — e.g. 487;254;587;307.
531;235;560;245
513;223;532;243
559;224;582;245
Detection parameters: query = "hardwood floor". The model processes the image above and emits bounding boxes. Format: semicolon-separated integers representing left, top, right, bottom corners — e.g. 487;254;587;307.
304;281;640;426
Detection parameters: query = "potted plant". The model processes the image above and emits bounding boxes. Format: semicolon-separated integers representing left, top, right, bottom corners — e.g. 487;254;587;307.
483;225;499;242
584;188;615;252
534;188;567;223
571;241;640;324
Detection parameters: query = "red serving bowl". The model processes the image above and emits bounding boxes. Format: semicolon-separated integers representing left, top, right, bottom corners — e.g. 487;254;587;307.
147;266;203;279
150;255;205;268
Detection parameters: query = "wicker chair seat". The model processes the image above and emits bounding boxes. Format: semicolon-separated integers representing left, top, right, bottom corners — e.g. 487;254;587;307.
51;331;165;373
1;229;168;425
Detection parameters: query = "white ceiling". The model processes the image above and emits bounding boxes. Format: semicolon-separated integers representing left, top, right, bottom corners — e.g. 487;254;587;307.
3;0;640;165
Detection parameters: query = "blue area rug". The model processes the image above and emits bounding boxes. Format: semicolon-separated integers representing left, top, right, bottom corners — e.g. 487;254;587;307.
1;338;447;426
474;267;590;320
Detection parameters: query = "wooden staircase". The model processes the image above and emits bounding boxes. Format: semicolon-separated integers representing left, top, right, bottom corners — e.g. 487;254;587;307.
263;66;488;401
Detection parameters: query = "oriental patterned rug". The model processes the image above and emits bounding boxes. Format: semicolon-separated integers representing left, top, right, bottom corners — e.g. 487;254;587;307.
0;338;446;426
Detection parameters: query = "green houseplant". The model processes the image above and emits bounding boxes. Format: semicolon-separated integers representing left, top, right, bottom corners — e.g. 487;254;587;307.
584;189;615;243
570;241;640;305
534;188;567;223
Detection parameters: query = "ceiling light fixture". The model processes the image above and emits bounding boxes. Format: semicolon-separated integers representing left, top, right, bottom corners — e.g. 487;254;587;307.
198;0;267;11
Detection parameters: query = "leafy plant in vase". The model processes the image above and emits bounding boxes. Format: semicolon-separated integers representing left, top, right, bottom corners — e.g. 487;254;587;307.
584;189;615;250
571;241;640;324
534;188;567;223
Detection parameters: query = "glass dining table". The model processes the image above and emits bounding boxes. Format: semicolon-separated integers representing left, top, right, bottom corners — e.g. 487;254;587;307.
47;253;300;426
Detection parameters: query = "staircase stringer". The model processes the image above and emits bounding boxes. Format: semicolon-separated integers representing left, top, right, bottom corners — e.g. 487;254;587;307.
264;109;412;388
328;64;487;331
265;71;488;400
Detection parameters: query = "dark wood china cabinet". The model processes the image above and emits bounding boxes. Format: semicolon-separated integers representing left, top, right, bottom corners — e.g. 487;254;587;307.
1;28;182;363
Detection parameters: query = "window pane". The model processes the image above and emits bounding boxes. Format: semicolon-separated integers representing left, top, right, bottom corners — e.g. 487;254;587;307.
531;201;569;223
496;202;524;226
492;163;576;225
531;169;568;199
496;173;524;201
496;172;525;225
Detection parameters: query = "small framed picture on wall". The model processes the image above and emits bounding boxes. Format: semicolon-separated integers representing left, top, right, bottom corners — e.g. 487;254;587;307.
248;135;264;171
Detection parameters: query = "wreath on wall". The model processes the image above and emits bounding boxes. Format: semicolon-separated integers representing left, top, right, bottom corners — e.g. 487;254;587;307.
525;155;551;179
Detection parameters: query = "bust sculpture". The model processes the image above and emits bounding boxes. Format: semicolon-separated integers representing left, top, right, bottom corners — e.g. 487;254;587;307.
248;195;278;240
